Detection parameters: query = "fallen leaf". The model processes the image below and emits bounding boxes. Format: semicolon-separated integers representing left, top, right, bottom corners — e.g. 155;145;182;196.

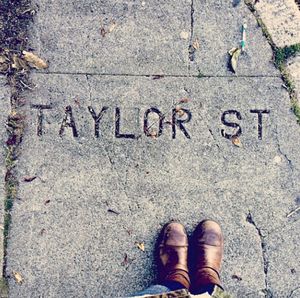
175;105;185;117
108;22;117;33
231;136;242;147
136;242;145;252
228;47;241;73
0;55;7;63
100;27;107;37
175;105;181;112
228;47;237;56
22;51;48;69
150;130;158;139
23;176;37;182
12;271;23;284
12;54;28;70
0;61;9;72
192;39;200;50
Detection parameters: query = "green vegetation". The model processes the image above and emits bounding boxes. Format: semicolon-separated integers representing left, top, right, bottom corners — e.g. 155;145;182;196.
275;44;300;68
244;0;300;124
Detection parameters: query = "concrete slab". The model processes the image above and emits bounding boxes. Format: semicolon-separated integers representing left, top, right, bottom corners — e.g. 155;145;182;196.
30;0;191;75
254;0;300;48
190;0;278;76
29;0;278;76
267;218;300;298
6;74;300;297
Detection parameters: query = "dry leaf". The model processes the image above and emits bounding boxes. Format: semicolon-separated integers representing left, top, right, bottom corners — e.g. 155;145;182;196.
231;136;242;147
136;242;145;252
228;47;241;73
22;51;48;69
108;22;117;33
0;62;9;72
175;105;185;117
13;271;23;284
175;105;181;112
150;130;158;139
12;55;28;70
192;39;200;50
228;47;237;56
0;55;7;63
100;27;107;37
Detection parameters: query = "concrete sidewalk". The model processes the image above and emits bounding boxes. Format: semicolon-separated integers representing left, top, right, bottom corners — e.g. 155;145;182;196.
1;1;300;297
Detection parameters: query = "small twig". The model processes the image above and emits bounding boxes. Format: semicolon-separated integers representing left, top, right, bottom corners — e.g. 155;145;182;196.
20;80;34;90
287;206;300;218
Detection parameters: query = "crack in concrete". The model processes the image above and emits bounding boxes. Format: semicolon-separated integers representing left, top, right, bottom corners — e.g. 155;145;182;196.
288;286;300;298
188;0;195;64
101;144;132;207
246;212;272;298
275;124;294;171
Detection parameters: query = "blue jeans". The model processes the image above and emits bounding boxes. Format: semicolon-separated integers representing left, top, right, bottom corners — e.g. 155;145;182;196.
131;284;174;296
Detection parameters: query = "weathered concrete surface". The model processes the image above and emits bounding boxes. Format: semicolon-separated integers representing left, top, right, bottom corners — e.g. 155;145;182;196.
190;1;278;76
287;54;300;100
254;0;300;47
4;1;300;298
30;0;191;75
29;0;278;76
0;77;10;278
6;74;300;297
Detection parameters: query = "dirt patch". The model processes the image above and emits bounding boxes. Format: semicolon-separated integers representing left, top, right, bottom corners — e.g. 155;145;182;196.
0;0;34;278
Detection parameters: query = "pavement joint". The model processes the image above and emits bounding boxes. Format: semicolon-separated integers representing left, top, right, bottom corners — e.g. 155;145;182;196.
33;71;282;78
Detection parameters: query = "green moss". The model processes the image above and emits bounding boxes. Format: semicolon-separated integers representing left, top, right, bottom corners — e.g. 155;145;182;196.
292;100;300;124
275;44;300;67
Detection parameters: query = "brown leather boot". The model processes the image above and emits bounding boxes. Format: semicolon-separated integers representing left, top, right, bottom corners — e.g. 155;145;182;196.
193;220;224;291
158;222;191;290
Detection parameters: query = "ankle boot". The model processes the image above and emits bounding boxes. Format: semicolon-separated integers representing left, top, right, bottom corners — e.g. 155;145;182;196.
193;220;224;291
158;222;191;290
